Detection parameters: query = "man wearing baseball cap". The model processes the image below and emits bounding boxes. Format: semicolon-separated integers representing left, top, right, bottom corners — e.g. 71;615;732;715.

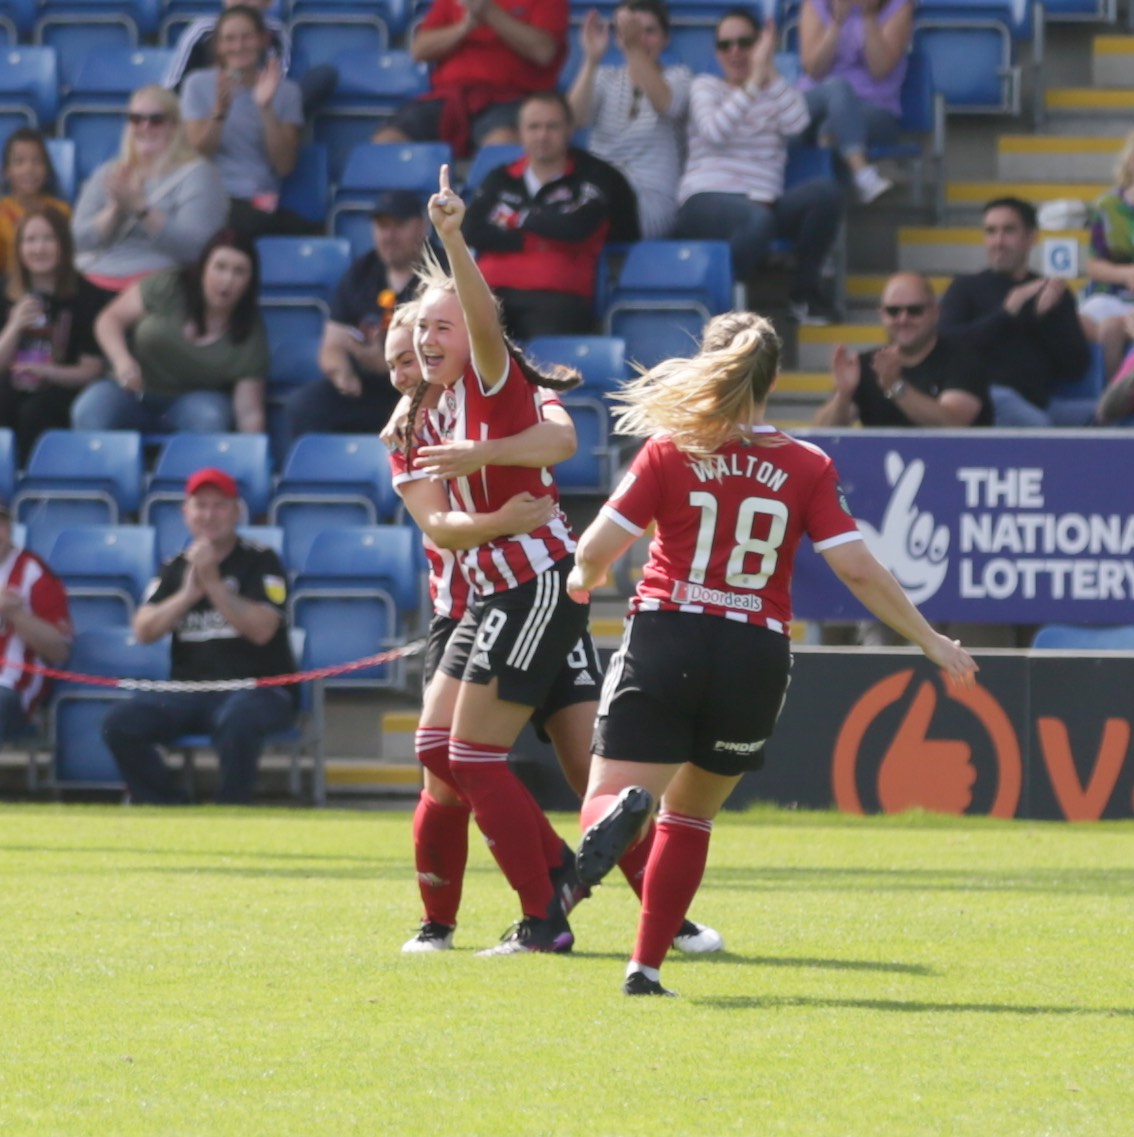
0;498;72;741
282;189;429;453
102;467;296;804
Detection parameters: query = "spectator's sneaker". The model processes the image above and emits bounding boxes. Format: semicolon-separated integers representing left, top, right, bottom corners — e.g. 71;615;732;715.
550;841;591;916
577;786;655;888
401;921;455;953
672;919;724;954
623;971;677;996
1096;369;1134;424
854;164;894;205
476;914;575;956
788;293;839;326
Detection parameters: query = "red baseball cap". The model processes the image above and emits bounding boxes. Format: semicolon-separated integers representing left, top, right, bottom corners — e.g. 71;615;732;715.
185;467;239;499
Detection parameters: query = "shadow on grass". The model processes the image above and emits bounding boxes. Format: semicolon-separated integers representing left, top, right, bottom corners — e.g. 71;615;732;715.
695;994;1134;1016
569;950;935;975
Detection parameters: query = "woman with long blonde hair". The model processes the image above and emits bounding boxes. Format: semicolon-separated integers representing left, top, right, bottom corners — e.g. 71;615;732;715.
567;309;978;996
72;83;228;292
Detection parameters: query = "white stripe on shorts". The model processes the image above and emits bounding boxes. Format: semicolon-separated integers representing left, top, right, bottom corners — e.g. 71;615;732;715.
506;568;559;672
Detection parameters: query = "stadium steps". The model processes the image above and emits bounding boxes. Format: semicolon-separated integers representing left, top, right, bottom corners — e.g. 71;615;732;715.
997;135;1122;181
945;180;1109;207
1042;85;1134;134
795;323;885;371
896;226;1089;274
1091;33;1134;88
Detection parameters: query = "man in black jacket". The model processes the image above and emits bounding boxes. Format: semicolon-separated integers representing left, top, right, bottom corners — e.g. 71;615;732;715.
938;197;1095;426
462;90;638;340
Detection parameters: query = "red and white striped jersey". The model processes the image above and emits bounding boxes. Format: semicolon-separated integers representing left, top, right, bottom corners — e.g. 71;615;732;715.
0;547;72;714
600;425;862;634
389;414;471;621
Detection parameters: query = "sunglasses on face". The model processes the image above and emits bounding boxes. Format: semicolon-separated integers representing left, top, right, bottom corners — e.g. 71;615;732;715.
882;303;928;318
128;112;169;127
716;35;756;51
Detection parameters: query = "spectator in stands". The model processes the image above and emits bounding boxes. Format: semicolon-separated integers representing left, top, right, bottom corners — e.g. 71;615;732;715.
0;497;71;743
797;0;912;204
103;467;296;805
567;1;691;239
181;4;310;239
813;271;992;426
282;189;428;451
72;86;228;293
0;128;72;276
1080;131;1134;383
0;207;112;464
462;91;629;339
939;197;1096;426
673;8;844;325
373;0;568;157
164;0;337;118
72;228;269;436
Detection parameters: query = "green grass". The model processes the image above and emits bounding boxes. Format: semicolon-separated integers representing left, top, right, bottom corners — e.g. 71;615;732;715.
2;804;1133;1137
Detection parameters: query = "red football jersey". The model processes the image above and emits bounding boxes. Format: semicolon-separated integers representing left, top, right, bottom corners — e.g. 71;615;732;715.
602;426;862;634
389;415;471;621
0;547;73;713
438;358;576;595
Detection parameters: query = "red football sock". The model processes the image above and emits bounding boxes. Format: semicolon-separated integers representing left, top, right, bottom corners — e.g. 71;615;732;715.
450;738;555;918
632;811;712;970
617;819;656;899
411;790;470;927
414;727;463;798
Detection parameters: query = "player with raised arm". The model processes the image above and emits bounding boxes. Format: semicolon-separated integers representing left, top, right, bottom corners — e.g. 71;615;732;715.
566;310;979;994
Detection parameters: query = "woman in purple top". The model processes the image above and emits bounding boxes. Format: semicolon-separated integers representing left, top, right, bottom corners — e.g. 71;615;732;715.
798;0;912;204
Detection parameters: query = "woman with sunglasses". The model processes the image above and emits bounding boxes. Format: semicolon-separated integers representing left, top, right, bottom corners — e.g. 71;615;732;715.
181;4;310;240
567;309;979;996
673;7;844;325
798;0;913;205
72;85;228;294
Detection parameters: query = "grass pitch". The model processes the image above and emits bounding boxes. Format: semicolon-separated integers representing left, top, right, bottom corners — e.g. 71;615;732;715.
2;803;1132;1137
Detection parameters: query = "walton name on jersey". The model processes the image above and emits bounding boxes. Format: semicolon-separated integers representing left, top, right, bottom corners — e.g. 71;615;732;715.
690;451;790;491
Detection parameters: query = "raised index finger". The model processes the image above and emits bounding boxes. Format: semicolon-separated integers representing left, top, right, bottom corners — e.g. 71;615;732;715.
439;164;451;194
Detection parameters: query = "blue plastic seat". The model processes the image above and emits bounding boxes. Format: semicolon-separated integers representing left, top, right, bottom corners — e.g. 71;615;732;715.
14;431;144;549
290;14;389;72
62;45;175;106
1032;624;1134;650
36;0;160;41
0;427;15;504
330;141;450;234
330;207;375;260
268;332;324;399
278;143;330;227
312;109;389;184
256;235;351;308
556;397;613;496
44;137;75;203
270;433;397;566
142;432;273;520
295;524;420;613
525;335;626;396
36;22;139;91
0;0;36;39
461;143;524;198
321;47;428;109
290;0;409;44
0;47;60;129
47;524;157;631
60;108;126;185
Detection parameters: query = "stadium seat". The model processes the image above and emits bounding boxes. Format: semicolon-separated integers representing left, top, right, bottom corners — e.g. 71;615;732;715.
1032;625;1134;650
330;207;376;260
270;433;397;566
260;304;327;346
268;332;324;401
46;524;157;632
36;22;138;92
153;517;286;564
461;143;524;198
256;235;351;308
289;0;409;44
0;0;36;40
604;240;733;369
48;625;171;789
289;14;389;72
329;141;450;238
0;427;15;504
1051;342;1105;404
321;47;429;111
295;524;420;613
36;0;160;41
0;47;60;130
279;143;330;226
525;335;627;395
312;109;388;185
60;108;126;186
556;397;613;495
142;432;273;522
13;430;144;551
44;137;75;203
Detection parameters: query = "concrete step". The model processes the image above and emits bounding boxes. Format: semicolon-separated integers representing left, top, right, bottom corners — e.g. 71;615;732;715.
795;323;885;371
1092;34;1134;88
896;226;1088;274
997;134;1122;181
946;179;1108;207
1045;86;1134;114
847;273;954;303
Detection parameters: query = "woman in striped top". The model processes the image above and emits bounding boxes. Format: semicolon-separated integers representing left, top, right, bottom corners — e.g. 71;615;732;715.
673;7;844;326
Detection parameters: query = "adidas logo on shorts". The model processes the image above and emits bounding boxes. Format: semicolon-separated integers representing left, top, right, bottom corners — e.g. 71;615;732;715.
471;651;492;669
573;670;593;686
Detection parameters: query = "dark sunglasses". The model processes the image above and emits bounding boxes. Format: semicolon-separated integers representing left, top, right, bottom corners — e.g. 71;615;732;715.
882;303;928;318
127;112;169;127
716;35;756;51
